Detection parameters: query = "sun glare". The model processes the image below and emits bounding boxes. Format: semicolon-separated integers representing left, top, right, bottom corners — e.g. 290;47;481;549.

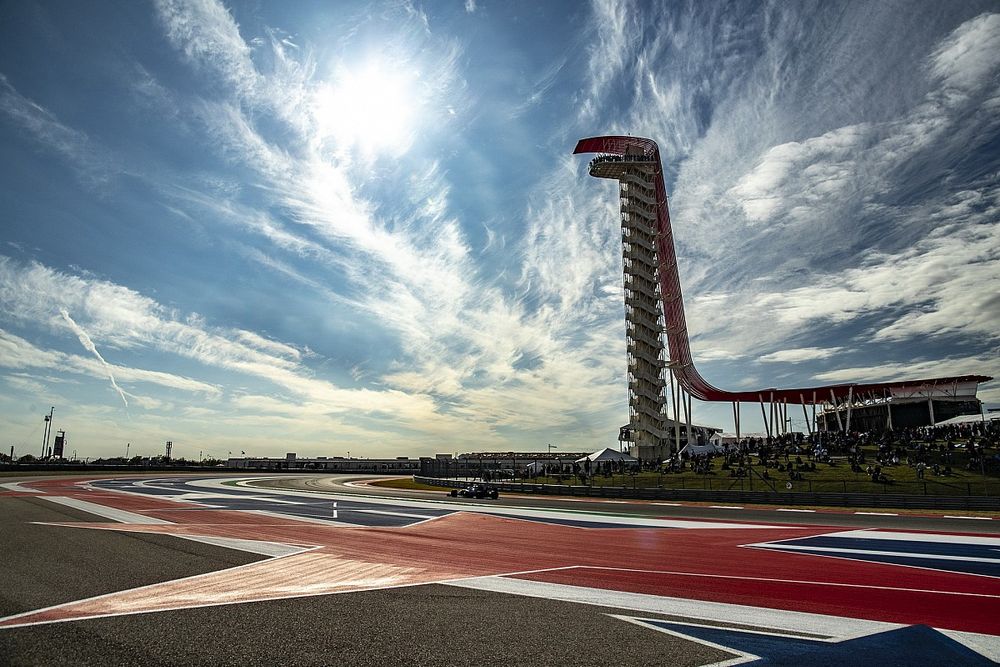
313;60;420;157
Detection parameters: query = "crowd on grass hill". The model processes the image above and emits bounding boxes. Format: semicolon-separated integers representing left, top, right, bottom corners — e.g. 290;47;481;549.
654;419;1000;486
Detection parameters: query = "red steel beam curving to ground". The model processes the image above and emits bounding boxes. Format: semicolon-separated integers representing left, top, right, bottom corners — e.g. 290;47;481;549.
574;135;991;404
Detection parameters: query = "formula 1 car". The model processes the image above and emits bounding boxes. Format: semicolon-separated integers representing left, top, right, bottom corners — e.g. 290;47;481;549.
448;484;499;500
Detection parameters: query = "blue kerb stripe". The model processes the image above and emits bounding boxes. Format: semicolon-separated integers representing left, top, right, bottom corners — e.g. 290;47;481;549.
774;536;999;561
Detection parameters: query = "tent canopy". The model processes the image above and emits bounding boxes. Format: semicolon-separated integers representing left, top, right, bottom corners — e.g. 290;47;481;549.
577;447;638;464
678;442;725;457
934;413;997;426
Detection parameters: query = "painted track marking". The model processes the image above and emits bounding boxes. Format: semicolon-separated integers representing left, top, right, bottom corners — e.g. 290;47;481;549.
553;565;1000;599
9;474;1000;639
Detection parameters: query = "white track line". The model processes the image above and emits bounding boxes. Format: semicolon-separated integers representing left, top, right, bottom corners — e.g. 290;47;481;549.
347;508;437;520
41;497;171;524
776;508;816;513
943;516;993;521
854;512;898;516
447;577;903;638
0;481;41;493
565;565;1000;598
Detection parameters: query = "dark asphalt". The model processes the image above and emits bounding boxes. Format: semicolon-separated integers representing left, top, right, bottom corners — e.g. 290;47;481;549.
0;496;263;619
1;583;729;666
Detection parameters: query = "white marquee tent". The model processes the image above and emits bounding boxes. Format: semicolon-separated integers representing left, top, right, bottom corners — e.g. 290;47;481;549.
576;447;638;465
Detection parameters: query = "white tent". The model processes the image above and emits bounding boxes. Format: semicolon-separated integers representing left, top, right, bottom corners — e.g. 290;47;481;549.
934;413;998;426
678;442;724;457
577;447;638;465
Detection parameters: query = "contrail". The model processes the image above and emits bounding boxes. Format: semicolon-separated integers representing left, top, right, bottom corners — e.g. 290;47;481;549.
59;308;129;409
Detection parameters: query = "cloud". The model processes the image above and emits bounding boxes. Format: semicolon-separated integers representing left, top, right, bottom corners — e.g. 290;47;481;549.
0;328;219;396
0;256;515;446
154;0;260;97
142;0;631;441
930;13;1000;92
0;74;115;185
580;0;636;121
664;13;1000;370
759;347;846;363
728;124;872;224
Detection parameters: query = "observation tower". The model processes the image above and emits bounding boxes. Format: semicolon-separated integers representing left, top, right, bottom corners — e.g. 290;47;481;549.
576;135;992;462
587;148;670;457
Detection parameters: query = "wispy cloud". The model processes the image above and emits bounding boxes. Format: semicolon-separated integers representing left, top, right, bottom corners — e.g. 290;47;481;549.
0;74;115;185
0;328;219;397
142;0;630;439
759;347;846;364
154;0;260;97
930;13;1000;91
660;12;1000;380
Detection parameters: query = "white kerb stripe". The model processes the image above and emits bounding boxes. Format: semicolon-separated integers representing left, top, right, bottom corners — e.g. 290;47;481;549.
42;497;171;524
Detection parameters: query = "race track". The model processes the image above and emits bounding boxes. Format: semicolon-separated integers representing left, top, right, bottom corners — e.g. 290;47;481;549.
2;473;998;665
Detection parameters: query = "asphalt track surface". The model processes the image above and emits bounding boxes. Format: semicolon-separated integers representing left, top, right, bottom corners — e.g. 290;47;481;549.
1;473;998;666
272;474;1000;532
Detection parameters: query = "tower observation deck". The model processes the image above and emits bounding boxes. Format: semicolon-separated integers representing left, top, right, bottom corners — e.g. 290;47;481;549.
575;135;992;459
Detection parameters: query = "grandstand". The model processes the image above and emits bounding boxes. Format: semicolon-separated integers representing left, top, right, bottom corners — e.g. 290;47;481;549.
575;135;992;460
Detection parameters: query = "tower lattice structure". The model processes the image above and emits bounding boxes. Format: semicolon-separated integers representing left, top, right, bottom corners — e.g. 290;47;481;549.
589;153;669;455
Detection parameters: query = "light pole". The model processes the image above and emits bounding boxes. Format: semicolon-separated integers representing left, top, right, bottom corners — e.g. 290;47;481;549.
125;442;130;461
41;407;54;458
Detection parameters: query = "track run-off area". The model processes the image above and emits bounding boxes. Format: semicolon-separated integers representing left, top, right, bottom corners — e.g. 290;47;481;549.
1;473;998;665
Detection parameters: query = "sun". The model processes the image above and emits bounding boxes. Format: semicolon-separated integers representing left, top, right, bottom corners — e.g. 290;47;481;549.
312;59;421;158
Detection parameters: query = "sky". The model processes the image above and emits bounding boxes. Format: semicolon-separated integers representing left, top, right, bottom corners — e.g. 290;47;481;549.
0;0;997;461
